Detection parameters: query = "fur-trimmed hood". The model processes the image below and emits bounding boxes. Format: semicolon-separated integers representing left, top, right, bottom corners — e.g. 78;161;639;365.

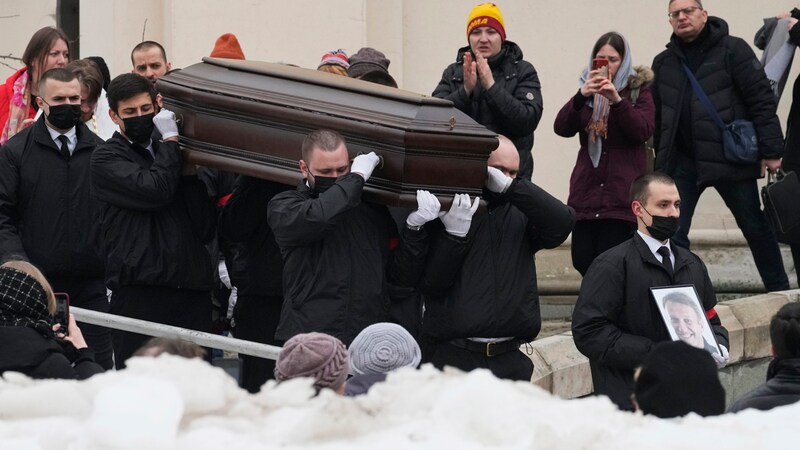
629;65;654;89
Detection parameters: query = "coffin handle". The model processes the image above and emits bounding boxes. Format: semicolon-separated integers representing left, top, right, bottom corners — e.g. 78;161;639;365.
355;152;384;170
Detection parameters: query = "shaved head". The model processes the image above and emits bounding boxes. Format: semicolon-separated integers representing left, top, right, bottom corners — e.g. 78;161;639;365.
487;135;519;178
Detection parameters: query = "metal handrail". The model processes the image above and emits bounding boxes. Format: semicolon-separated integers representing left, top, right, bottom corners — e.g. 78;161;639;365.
71;306;281;360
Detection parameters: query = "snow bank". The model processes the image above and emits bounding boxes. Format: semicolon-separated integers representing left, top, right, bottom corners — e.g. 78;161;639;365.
0;355;794;449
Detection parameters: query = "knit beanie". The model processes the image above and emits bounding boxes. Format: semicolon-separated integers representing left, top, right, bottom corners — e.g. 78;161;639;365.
210;33;245;60
0;267;51;333
348;323;421;376
318;49;350;70
275;332;349;391
347;47;391;79
634;341;725;419
466;3;506;42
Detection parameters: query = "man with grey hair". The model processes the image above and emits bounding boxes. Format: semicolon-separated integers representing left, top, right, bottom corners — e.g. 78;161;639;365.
651;0;789;292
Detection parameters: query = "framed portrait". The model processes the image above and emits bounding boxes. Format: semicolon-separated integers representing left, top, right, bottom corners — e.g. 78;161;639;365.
650;285;722;356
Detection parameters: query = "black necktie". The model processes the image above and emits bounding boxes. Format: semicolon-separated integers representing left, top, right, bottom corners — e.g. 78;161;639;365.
657;246;673;279
57;135;70;160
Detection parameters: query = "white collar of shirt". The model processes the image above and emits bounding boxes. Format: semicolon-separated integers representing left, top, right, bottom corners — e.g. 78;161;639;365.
46;125;77;154
637;230;674;264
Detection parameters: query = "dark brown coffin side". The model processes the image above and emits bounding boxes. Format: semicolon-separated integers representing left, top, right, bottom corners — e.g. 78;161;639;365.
157;58;497;206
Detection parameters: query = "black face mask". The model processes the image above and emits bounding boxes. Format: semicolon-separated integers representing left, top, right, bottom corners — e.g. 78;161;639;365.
122;113;156;145
44;102;82;130
482;187;508;209
308;173;338;194
641;206;680;241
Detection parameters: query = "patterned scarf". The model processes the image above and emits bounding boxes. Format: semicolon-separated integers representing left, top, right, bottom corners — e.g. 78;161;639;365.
1;68;32;145
0;267;53;337
578;36;635;168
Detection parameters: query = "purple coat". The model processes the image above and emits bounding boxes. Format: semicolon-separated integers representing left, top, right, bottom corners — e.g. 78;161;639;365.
554;68;655;223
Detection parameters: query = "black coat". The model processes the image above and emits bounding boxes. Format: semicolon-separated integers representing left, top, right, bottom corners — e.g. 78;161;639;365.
418;179;574;341
432;41;543;179
267;174;427;345
90;133;216;290
652;17;783;185
0;117;104;278
572;233;729;410
729;358;800;413
0;326;103;380
782;23;800;173
219;176;292;297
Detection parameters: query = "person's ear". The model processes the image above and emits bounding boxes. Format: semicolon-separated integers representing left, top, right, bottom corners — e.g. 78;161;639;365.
36;96;44;111
299;159;309;178
631;200;642;217
109;109;123;127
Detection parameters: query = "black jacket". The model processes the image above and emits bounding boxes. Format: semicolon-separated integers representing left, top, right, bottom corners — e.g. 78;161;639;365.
219;176;292;297
90;133;216;290
433;41;543;179
0;326;103;380
729;358;800;413
418;179;574;341
652;17;783;185
572;233;729;410
267;174;427;345
0;117;104;278
782;22;800;173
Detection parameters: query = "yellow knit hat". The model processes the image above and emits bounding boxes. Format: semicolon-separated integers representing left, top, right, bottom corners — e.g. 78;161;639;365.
466;3;506;42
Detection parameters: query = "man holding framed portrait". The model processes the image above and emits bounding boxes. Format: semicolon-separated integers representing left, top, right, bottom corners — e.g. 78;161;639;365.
572;172;729;411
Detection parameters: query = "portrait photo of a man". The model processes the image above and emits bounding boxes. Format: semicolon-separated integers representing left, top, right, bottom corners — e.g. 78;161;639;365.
651;286;722;358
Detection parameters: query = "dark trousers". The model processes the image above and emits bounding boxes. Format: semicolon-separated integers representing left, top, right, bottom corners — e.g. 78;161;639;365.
49;276;113;370
233;293;282;393
571;219;636;276
425;340;534;382
672;157;789;291
110;285;211;369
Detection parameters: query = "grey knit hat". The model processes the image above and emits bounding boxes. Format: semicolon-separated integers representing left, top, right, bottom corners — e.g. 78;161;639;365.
347;47;391;79
275;332;349;391
348;323;421;376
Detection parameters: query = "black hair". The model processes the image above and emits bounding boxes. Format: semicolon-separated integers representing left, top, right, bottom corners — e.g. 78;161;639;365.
629;172;676;205
771;303;800;359
130;41;168;65
106;73;157;113
38;68;78;96
591;31;626;61
86;56;112;91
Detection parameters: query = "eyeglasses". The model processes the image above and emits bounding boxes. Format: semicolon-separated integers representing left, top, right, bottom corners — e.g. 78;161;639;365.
668;6;701;20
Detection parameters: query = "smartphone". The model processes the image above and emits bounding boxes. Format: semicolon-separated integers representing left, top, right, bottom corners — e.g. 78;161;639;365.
592;58;609;70
53;292;70;336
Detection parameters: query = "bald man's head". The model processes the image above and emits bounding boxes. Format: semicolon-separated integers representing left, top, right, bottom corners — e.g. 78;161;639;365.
487;135;519;178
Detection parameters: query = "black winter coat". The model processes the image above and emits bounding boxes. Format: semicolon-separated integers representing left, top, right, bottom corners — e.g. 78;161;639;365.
729;358;800;413
0;326;103;380
652;17;783;185
267;175;428;345
782;22;800;173
219;176;292;297
433;41;543;180
572;233;729;410
418;179;574;341
0;118;104;278
90;133;216;290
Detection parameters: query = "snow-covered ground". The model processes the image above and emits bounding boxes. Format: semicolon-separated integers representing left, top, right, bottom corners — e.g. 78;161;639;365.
0;355;794;449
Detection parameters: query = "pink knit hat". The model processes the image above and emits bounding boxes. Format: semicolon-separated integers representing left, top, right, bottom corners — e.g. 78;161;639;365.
275;332;349;391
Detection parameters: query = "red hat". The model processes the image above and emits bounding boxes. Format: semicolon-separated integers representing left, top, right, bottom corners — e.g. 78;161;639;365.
318;49;350;69
210;33;245;60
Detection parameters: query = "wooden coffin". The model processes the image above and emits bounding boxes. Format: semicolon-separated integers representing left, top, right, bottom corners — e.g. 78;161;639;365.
156;57;497;207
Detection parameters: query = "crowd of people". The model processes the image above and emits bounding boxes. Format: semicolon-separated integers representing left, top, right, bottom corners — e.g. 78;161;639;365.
0;0;800;419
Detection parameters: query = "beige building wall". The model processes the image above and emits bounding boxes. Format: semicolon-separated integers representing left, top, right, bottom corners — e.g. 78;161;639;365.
2;0;799;226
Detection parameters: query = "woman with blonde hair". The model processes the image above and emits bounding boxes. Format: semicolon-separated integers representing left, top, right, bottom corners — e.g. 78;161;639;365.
0;260;104;379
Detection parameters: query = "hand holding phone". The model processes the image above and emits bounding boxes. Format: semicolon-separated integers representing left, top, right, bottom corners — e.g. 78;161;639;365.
53;292;70;336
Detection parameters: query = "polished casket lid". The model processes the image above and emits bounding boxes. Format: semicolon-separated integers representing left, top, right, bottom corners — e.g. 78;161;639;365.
157;57;497;206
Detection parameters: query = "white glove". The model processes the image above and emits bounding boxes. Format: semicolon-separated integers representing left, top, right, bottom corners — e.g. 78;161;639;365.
439;194;480;237
153;108;179;139
350;152;381;182
712;344;730;369
406;190;441;228
486;166;513;193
